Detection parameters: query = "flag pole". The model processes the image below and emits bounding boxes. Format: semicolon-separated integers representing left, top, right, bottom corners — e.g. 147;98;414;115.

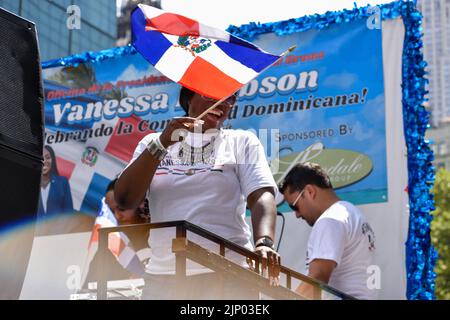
195;45;297;121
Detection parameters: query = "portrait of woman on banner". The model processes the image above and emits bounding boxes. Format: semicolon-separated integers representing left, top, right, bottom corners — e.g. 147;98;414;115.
37;145;74;220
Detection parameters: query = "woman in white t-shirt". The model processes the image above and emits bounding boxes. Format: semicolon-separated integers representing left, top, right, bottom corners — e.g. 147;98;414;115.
115;87;280;299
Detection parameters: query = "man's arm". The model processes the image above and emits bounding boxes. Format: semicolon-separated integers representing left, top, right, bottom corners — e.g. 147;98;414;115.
296;259;337;299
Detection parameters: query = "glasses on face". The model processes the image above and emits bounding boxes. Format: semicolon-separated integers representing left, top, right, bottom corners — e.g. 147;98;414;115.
288;189;305;211
200;94;236;108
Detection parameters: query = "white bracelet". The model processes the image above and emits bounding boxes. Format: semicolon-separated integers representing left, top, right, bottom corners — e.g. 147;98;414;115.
146;137;168;161
154;136;167;151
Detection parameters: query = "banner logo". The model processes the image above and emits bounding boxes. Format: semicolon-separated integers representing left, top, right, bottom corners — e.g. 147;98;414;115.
81;146;99;167
273;143;374;189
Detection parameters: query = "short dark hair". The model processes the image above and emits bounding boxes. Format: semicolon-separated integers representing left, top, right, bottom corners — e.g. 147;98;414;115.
179;86;196;114
178;86;239;115
278;162;332;193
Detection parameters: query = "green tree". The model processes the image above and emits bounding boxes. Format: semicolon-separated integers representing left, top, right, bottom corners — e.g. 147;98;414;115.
48;64;126;100
431;168;450;299
49;64;97;89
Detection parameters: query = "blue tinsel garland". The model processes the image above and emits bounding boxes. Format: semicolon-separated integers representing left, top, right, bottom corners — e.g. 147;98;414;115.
400;2;438;301
42;44;137;69
41;0;437;300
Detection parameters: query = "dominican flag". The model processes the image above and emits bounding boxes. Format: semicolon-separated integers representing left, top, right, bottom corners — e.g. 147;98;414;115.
81;198;145;286
131;4;280;100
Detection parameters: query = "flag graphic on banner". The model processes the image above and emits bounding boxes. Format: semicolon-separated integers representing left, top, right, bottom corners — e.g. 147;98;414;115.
43;80;152;214
131;4;280;100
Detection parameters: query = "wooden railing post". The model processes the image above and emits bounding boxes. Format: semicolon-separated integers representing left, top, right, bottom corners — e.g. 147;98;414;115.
174;223;187;299
97;229;108;300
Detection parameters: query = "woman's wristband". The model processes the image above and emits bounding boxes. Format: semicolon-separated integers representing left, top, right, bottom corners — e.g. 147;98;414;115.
146;136;168;161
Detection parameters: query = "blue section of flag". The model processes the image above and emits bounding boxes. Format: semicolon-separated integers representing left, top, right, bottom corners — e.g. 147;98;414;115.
215;40;279;73
131;8;172;65
126;255;146;276
229;35;260;51
81;173;111;214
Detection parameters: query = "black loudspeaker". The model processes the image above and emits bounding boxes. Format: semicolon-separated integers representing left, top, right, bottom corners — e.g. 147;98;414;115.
0;8;44;299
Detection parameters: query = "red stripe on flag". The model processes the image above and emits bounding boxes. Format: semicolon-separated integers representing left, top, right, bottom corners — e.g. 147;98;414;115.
105;115;153;163
147;13;200;36
56;156;76;180
180;57;243;100
88;224;100;249
109;232;125;257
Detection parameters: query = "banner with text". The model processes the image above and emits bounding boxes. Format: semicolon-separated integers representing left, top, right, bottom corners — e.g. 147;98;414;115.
41;18;387;224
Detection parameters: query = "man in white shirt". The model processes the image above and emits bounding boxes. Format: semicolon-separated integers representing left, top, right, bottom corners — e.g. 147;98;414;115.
279;162;377;300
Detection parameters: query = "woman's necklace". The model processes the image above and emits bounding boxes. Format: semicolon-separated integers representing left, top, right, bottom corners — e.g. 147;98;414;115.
178;136;216;165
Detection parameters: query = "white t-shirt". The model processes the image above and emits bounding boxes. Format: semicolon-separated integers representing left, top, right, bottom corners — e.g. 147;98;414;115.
305;201;377;300
127;129;277;275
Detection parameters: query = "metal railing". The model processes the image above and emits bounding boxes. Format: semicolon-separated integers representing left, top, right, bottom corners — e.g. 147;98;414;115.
97;220;356;300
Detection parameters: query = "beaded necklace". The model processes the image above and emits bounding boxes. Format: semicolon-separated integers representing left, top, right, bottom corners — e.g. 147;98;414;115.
175;129;223;166
177;136;216;165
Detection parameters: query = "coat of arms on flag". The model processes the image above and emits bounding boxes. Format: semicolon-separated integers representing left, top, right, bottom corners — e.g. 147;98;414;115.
176;36;212;56
131;4;282;100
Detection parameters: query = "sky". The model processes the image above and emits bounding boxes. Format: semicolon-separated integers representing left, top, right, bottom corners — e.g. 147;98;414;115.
154;0;395;29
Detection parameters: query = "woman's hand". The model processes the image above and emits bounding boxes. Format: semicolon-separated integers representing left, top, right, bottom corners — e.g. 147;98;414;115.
159;117;204;148
254;246;281;286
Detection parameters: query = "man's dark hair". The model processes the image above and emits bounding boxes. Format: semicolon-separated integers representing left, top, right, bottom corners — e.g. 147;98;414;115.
106;178;118;193
279;162;332;193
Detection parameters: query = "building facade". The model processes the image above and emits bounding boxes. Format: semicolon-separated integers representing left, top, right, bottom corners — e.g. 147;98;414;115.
427;121;450;169
417;0;450;127
117;0;160;47
0;0;117;61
